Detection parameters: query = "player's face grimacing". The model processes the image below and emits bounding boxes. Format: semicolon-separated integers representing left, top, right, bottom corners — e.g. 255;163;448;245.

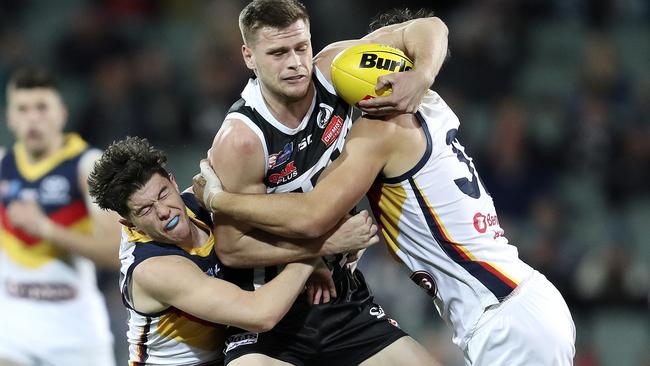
7;88;67;158
124;173;192;245
243;19;313;102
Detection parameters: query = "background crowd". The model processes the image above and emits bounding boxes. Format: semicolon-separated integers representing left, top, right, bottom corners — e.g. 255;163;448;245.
0;0;648;365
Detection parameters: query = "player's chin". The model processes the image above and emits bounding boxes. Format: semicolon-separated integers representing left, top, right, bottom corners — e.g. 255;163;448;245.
283;84;310;100
25;140;46;155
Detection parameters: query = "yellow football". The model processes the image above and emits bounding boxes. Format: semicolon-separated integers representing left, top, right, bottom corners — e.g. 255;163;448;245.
330;43;414;105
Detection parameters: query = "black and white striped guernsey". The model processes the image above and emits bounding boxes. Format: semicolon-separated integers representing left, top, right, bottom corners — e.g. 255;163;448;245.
225;67;353;287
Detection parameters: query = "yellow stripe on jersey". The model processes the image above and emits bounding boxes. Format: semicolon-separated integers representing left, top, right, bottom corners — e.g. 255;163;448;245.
368;182;407;262
157;308;225;351
412;179;520;288
125;209;215;257
184;208;214;257
14;134;87;182
1;218;92;268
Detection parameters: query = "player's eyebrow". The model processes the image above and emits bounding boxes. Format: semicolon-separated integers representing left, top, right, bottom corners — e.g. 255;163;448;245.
266;46;288;54
133;186;167;214
266;41;308;55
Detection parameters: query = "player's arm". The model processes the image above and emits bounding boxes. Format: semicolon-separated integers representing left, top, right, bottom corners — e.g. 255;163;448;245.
5;150;121;268
200;118;395;238
315;17;447;114
209;119;377;267
132;254;319;333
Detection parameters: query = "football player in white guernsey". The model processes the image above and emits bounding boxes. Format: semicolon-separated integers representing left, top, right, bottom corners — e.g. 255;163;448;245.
195;8;576;366
201;0;447;365
0;67;119;366
88;137;379;365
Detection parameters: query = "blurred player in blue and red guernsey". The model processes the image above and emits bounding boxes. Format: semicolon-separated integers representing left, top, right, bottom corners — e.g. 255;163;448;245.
0;66;120;366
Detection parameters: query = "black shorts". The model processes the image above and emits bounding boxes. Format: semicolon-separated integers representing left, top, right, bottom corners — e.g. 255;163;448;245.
223;269;407;365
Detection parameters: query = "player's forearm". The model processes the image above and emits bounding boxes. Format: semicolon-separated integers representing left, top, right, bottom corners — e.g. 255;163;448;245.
403;17;448;85
212;191;325;238
216;229;332;268
42;221;119;268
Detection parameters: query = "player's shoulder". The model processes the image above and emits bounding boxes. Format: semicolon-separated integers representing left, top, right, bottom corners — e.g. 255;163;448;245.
213;118;264;157
351;114;403;144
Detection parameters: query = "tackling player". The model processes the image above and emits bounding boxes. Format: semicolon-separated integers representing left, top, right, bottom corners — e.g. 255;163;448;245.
87;136;379;365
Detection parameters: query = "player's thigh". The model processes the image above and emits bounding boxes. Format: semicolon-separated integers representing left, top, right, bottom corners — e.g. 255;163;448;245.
228;354;295;366
359;336;439;366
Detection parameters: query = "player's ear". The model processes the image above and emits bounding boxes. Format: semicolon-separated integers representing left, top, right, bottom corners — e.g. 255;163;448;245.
168;173;180;192
242;44;255;70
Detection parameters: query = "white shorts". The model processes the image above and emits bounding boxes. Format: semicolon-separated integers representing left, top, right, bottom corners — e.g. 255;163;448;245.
463;270;576;366
0;337;115;366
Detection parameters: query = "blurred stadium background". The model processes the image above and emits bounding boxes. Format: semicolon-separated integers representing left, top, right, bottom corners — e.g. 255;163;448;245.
1;0;648;365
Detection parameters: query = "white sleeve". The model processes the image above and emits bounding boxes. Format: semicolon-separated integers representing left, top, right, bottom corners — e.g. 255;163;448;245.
77;148;103;209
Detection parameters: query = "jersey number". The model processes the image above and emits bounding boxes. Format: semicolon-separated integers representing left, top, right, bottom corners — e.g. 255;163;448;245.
446;129;481;199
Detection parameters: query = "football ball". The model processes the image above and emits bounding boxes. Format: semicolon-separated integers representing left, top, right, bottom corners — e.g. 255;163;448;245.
330;43;414;105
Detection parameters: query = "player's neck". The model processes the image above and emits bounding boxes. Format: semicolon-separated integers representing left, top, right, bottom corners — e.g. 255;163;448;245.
261;84;315;129
24;134;65;164
187;221;209;249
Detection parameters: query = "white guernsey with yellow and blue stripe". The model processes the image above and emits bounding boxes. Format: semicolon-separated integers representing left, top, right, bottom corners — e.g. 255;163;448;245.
119;193;225;366
367;92;534;349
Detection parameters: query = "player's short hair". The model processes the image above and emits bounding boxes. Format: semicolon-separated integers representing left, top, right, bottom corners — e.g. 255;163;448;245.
239;0;309;45
88;136;170;218
6;66;60;99
368;8;436;31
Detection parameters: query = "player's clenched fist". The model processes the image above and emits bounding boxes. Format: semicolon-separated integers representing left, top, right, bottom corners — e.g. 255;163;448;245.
192;159;224;212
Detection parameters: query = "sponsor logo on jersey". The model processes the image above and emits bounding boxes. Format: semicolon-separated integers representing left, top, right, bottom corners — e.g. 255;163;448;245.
316;103;334;128
268;161;298;185
359;53;412;72
40;175;71;205
0;179;21;200
5;280;77;301
298;134;313;150
387;318;400;328
369;305;386;319
473;212;499;233
225;332;259;353
268;142;293;169
321;115;344;146
410;270;437;297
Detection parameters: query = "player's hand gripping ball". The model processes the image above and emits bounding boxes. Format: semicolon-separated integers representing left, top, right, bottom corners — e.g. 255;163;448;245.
330;43;414;105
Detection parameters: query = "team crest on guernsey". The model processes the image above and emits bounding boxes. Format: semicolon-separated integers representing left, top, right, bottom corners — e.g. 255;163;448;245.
316;103;334;128
40;175;71;205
